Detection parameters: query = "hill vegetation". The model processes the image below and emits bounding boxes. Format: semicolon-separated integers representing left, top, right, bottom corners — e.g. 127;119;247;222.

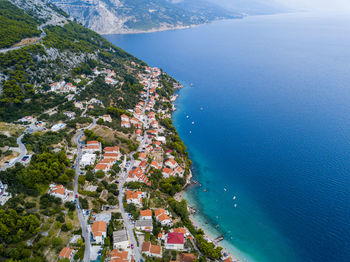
0;1;40;48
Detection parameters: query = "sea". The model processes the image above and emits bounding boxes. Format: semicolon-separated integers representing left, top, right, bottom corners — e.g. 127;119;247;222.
105;12;350;262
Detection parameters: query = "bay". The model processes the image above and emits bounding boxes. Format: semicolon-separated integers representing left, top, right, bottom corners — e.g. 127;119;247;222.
105;12;350;262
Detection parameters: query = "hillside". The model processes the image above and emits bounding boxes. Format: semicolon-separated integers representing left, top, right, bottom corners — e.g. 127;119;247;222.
48;0;241;34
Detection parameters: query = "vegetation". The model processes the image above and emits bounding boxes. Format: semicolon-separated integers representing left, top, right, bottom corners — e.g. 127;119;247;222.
0;1;40;48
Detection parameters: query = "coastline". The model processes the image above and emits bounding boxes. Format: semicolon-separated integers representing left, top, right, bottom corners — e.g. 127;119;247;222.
101;16;245;35
101;24;200;36
172;87;247;262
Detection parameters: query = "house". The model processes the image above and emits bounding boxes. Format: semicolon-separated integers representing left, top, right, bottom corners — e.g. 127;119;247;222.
125;190;144;206
180;253;197;262
165;232;185;250
94;163;110;173
91;221;107;244
113;229;129;250
139;161;147;171
138;152;147;161
174;166;184;177
127;168;149;184
109;249;132;262
150;161;162;170
59;247;75;260
173;227;189;236
155;208;172;226
49;184;69;201
99;158;115;168
165;159;178;169
80;153;96;167
140;209;152;220
162;168;175;178
121;114;129;122
104;153;120;160
142;242;162;258
135;219;153;232
82;141;101;153
150;120;159;129
148;112;156;120
153;141;161;147
121;121;131;128
64;111;76;119
155;136;166;143
135;129;143;136
51;123;66;132
104;146;119;154
101;114;112;122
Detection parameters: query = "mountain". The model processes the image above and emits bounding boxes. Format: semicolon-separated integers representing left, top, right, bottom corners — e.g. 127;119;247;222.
0;0;144;121
48;0;241;34
207;0;289;15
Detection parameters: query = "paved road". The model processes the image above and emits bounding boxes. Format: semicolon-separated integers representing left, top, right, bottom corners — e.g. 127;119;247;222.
117;81;152;261
73;118;96;262
0;134;28;171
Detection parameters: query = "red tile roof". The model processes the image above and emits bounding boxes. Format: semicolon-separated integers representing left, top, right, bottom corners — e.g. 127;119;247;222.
167;232;184;244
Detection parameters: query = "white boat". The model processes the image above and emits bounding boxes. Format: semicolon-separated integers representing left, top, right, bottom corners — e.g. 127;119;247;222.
224;188;227;192
186;115;189;118
233;196;236;200
234;203;238;208
192;121;195;124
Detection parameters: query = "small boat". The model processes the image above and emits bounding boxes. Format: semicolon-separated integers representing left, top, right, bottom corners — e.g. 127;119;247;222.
200;107;203;111
192;121;195;124
233;196;236;200
186;115;189;118
234;203;238;208
190;83;193;87
189;131;192;134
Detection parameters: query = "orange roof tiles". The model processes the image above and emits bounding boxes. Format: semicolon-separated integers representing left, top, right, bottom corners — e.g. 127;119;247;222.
140;209;152;217
59;247;74;258
51;185;65;195
91;221;106;237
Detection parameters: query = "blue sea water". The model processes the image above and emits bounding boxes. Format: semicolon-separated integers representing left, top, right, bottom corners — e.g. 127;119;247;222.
105;13;350;262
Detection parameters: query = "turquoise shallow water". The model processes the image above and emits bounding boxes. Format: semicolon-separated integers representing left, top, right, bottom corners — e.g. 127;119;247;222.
105;13;350;262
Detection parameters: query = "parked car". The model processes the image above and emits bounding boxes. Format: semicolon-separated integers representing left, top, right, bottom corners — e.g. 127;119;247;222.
75;194;78;198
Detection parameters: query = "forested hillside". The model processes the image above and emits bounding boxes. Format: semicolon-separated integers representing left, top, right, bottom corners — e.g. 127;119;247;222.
0;1;40;48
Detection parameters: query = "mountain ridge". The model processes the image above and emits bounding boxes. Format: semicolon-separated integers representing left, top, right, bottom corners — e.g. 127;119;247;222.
48;0;242;34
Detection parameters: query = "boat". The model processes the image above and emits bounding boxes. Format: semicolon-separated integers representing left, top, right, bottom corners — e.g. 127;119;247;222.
234;203;238;208
233;196;236;200
186;115;189;118
189;131;192;134
200;107;204;111
192;121;195;124
224;188;227;192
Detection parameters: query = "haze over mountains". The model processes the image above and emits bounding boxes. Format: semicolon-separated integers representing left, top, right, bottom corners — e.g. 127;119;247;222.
48;0;241;34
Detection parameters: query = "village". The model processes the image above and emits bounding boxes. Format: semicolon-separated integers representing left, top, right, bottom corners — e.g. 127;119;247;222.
0;63;233;262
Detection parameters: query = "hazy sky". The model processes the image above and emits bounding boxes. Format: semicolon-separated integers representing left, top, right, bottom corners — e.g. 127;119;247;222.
273;0;350;12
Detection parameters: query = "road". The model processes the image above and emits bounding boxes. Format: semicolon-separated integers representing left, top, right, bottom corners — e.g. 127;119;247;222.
73;118;96;262
117;79;152;261
0;134;28;171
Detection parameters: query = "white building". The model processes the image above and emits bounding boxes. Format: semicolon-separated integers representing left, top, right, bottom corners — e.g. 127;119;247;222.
48;184;70;201
80;153;96;167
51;123;66;132
91;221;107;244
135;219;153;232
165;232;185;250
113;229;129;250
